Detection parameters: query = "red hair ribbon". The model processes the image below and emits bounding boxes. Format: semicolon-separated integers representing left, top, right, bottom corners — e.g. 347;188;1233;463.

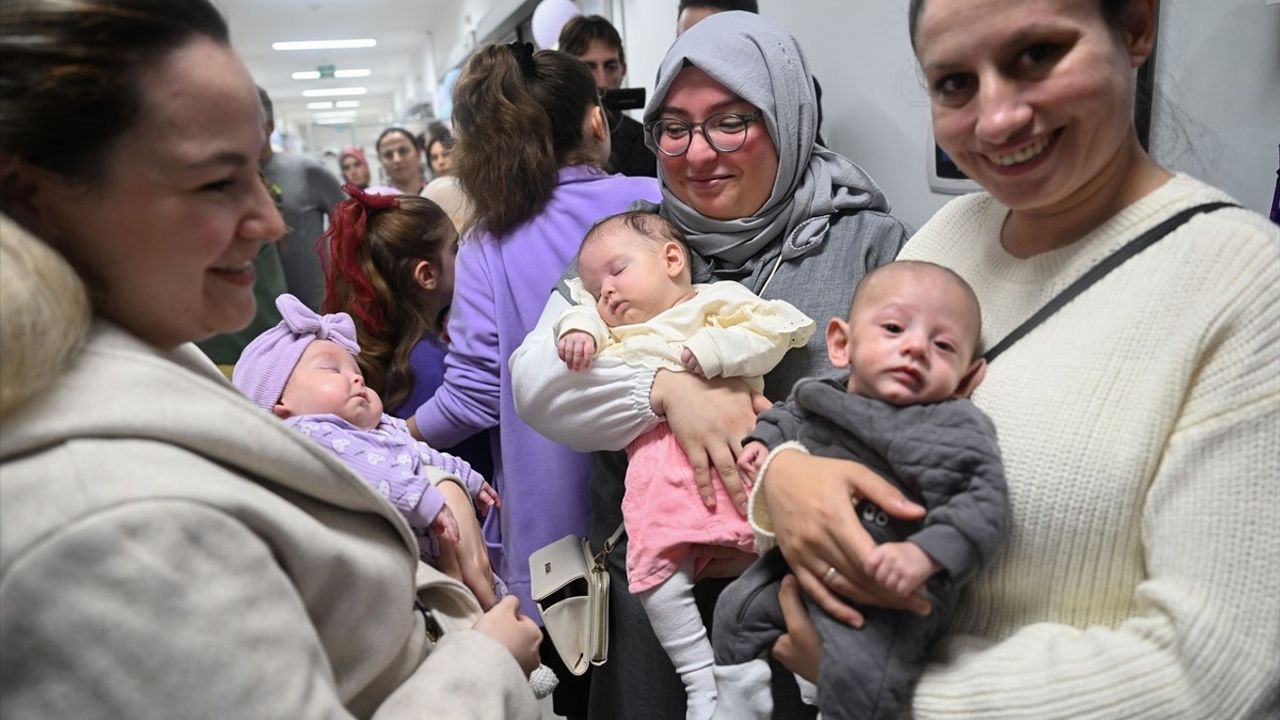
321;183;401;333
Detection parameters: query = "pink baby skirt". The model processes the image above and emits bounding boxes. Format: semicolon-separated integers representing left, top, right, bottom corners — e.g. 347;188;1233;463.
623;423;756;594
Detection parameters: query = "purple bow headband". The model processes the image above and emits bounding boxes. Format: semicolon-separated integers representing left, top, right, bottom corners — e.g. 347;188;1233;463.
231;293;363;411
276;293;360;355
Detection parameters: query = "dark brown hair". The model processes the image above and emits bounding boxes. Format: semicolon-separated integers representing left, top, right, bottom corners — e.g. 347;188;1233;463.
451;44;603;238
323;193;457;409
559;15;627;64
425;121;454;151
0;0;229;182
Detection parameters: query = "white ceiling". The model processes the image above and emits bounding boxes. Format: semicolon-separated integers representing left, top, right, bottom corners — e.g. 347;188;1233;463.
215;0;455;133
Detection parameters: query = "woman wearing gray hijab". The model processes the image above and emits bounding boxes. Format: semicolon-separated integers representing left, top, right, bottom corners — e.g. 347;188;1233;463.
511;12;913;719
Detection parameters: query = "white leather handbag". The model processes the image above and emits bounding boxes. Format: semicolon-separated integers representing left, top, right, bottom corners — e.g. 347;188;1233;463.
528;525;623;675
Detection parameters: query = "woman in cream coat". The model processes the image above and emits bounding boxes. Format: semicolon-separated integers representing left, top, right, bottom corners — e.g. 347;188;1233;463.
0;1;540;717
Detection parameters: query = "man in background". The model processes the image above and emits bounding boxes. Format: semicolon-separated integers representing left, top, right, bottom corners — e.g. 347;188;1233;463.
560;16;657;178
258;86;344;311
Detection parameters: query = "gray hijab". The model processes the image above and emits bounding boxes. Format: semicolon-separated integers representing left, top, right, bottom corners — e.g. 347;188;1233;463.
645;11;889;269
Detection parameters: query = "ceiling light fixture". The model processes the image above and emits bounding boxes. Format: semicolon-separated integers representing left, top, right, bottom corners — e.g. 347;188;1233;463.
305;101;334;109
302;87;367;98
292;68;371;81
315;117;358;125
335;100;361;108
272;39;376;51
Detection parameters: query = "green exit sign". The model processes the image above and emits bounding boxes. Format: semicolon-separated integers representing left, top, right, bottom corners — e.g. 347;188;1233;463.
317;64;335;78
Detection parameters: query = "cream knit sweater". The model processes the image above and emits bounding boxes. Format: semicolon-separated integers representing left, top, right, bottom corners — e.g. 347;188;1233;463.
891;174;1279;718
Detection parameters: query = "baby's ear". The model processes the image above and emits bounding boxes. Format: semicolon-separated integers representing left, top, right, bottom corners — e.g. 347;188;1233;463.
953;357;987;398
662;241;686;277
826;317;852;368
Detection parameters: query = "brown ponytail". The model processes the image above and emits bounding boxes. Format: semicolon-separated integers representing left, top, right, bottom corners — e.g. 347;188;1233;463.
323;190;456;410
452;43;603;238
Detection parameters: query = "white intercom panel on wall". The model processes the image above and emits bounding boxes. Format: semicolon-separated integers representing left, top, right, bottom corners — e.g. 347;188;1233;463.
926;127;982;195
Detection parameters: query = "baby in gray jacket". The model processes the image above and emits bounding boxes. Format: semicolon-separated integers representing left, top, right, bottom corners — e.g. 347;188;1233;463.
716;261;1008;720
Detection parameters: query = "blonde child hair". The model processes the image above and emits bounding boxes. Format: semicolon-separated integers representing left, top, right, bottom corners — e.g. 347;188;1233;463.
0;214;91;417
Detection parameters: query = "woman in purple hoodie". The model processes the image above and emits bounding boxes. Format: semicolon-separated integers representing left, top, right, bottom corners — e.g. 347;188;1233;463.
405;41;660;717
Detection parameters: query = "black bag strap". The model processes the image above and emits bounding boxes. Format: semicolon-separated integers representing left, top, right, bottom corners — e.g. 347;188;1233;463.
982;201;1238;364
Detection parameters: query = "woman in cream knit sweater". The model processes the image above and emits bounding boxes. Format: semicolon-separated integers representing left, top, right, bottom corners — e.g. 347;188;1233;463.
757;0;1279;717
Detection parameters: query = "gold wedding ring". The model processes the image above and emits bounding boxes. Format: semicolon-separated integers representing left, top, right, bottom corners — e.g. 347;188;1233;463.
822;565;840;587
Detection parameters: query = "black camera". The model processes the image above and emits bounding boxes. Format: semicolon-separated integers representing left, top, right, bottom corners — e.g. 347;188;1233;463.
601;87;646;113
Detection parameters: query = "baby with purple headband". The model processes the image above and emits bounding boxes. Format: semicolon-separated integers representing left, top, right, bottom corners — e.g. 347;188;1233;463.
233;293;499;565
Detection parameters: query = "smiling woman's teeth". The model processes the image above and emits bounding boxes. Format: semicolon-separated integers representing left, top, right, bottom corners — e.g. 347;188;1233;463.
212;261;252;273
990;134;1053;166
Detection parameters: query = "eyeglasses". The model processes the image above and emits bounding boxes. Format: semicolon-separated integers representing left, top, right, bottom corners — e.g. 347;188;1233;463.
645;110;764;157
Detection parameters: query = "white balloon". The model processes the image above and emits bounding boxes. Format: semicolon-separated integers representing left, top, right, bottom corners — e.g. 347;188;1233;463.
531;0;581;50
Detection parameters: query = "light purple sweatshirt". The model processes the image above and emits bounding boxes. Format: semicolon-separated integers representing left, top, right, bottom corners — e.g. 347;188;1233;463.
415;165;661;620
286;412;483;562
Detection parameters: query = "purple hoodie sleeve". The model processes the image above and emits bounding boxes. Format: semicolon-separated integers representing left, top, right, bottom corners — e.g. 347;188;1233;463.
414;240;500;447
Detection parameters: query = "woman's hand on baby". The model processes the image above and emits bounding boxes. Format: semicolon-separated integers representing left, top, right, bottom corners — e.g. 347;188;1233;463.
436;481;499;610
651;370;772;515
679;347;706;378
557;331;596;372
772;574;822;683
867;542;940;598
474;480;500;517
763;451;931;627
430;505;461;545
473;596;543;677
737;441;768;481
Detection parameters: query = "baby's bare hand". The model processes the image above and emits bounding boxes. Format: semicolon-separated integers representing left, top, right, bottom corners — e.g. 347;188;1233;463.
430;505;461;545
866;542;938;598
737;442;768;484
680;347;705;378
557;332;596;372
475;481;500;517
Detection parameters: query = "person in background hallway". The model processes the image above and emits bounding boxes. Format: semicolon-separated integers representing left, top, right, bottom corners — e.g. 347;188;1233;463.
675;0;826;148
0;1;543;717
408;40;661;720
425;122;456;179
258;87;344;311
560;15;658;178
761;0;1279;717
340;147;373;188
378;127;428;196
422;122;474;231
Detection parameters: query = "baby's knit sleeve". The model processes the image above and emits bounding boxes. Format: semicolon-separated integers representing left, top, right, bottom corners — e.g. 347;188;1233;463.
553;277;609;348
416;442;485;501
682;286;815;380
